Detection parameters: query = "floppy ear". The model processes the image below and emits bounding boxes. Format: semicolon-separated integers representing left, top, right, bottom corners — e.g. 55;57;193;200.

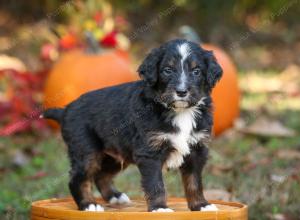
137;47;164;86
204;50;223;89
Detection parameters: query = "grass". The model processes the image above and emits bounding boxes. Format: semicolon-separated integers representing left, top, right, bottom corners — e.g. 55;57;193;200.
0;71;300;220
0;137;69;219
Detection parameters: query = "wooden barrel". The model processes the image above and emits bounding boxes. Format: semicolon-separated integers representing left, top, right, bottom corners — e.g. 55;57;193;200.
31;197;248;220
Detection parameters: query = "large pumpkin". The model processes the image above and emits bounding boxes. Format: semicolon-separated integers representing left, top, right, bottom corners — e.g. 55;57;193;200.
202;44;240;135
43;49;138;113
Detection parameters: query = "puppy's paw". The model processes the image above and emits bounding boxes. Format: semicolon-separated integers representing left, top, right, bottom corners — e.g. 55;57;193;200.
109;193;131;205
152;208;174;212
84;204;104;212
200;204;218;211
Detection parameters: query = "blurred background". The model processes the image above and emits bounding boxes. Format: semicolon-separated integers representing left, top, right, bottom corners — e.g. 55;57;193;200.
0;1;300;219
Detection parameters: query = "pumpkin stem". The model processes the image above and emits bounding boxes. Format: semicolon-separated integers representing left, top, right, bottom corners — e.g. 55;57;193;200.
85;31;102;54
179;25;202;44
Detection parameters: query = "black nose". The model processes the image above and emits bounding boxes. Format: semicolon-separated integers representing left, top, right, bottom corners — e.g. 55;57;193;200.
176;89;188;97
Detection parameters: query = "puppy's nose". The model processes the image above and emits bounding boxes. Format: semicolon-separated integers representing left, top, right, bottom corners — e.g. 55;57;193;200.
176;89;188;97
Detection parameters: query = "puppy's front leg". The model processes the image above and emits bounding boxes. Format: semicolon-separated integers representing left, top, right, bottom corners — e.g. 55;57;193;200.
136;157;172;212
180;147;218;211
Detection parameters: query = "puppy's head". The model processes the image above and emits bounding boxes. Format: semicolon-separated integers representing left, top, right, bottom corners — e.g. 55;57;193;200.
138;39;223;110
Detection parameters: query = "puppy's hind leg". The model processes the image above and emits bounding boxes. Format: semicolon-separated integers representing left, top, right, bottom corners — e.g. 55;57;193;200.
69;153;104;211
94;155;131;205
65;129;104;211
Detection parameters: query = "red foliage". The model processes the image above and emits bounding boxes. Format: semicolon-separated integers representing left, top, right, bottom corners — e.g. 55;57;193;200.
115;15;128;28
100;31;117;48
93;11;103;24
59;33;79;50
40;43;57;60
0;69;49;136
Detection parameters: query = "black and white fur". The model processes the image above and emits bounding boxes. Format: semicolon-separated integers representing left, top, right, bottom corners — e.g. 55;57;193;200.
43;39;223;212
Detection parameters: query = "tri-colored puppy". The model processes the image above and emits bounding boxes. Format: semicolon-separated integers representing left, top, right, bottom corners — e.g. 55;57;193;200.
43;39;223;212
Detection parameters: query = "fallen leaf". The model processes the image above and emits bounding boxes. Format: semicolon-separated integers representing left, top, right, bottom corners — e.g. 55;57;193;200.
12;150;30;167
0;167;7;175
277;149;300;160
211;164;234;174
269;214;286;220
0;55;27;72
240;117;296;137
243;158;272;172
26;171;48;180
0;119;31;136
204;189;232;201
271;174;288;183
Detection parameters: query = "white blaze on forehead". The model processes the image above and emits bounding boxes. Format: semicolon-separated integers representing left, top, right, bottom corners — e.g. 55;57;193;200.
177;43;191;90
177;43;191;61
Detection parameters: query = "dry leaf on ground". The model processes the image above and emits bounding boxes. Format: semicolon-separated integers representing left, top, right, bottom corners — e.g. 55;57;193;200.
204;189;232;201
239;117;296;137
276;149;300;160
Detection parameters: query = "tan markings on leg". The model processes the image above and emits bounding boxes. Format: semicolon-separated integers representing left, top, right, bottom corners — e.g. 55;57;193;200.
80;180;95;204
84;154;101;177
185;174;198;193
80;153;101;204
182;173;206;208
95;173;114;199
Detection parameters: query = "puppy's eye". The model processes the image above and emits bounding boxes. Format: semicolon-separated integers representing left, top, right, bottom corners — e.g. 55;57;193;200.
192;68;201;76
163;67;173;76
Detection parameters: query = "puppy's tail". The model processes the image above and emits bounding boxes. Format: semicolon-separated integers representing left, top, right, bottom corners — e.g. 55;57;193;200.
41;108;64;123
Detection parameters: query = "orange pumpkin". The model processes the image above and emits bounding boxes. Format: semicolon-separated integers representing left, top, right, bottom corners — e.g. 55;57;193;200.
202;44;240;135
43;49;138;126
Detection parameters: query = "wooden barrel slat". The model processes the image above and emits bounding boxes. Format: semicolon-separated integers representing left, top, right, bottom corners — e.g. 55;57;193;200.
31;198;248;220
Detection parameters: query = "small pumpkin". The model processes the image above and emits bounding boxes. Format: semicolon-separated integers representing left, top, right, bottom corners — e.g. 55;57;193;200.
43;49;138;117
202;44;240;135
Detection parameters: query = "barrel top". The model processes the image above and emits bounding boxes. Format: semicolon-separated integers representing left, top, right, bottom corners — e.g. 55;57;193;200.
31;197;248;220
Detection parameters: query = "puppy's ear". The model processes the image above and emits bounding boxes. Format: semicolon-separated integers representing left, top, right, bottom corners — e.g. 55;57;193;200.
138;47;164;86
204;50;223;89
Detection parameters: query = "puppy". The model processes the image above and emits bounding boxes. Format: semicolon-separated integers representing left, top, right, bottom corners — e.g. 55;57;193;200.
43;39;223;212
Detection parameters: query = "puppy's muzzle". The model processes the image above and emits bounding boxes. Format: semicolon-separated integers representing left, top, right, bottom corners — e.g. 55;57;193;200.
172;100;189;108
172;90;190;108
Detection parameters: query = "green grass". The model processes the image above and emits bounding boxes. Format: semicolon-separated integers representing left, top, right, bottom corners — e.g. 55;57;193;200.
0;137;69;219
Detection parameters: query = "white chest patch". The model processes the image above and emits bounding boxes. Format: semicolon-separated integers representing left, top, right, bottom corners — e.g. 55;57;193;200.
167;109;195;168
148;106;210;169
